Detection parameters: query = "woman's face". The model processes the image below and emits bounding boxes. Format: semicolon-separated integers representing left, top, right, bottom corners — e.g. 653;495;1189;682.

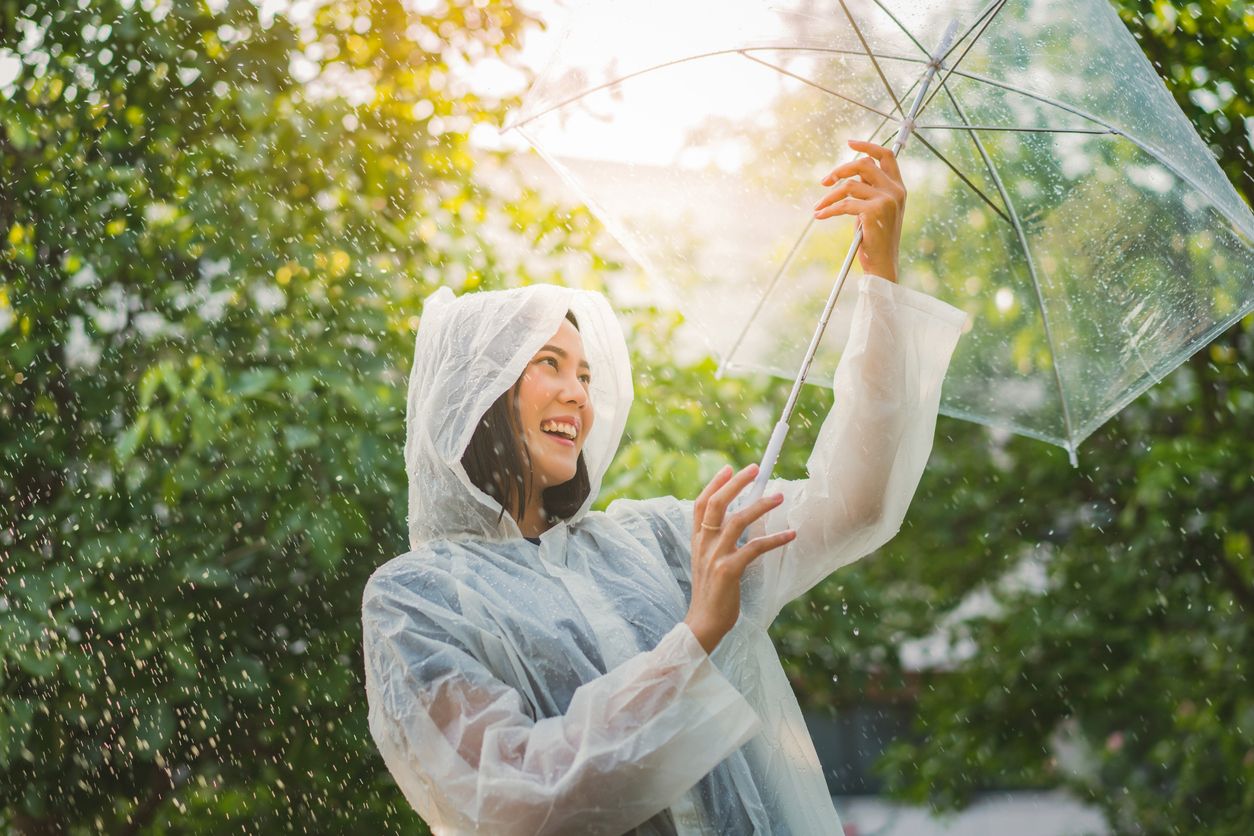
515;318;595;492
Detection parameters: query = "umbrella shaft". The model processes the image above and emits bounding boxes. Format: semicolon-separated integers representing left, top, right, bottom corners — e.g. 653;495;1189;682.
743;224;861;506
787;227;864;417
786;18;959;407
743;19;961;506
893;18;961;154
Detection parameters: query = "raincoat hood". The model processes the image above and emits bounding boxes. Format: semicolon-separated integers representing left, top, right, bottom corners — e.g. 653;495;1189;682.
405;283;634;548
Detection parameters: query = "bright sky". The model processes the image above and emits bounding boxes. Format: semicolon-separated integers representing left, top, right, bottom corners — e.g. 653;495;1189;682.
463;0;795;167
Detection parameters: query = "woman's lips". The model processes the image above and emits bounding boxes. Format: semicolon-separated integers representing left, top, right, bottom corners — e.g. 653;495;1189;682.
543;432;575;447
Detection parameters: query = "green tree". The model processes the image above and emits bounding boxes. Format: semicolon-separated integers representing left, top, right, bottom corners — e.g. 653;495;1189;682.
0;0;606;831
3;0;1249;833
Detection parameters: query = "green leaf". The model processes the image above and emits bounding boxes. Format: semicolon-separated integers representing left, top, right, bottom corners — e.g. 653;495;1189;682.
222;654;269;696
114;413;150;463
134;703;175;759
283;425;319;450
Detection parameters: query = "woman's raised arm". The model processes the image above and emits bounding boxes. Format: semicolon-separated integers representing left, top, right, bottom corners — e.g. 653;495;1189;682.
735;272;967;624
361;564;761;834
615;272;966;629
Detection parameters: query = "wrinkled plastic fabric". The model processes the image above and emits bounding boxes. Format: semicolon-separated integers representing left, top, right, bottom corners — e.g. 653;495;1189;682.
505;0;1254;461
362;275;967;834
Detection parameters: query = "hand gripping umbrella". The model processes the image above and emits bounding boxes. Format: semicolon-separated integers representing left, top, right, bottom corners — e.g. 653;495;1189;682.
502;0;1254;494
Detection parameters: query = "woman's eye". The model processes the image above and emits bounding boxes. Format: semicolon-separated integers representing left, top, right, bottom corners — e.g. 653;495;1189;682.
539;356;590;384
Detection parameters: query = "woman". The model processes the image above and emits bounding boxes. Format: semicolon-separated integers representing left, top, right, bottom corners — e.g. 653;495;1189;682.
362;140;968;834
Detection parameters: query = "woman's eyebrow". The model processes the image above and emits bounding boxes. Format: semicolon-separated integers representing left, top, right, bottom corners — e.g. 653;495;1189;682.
538;344;591;371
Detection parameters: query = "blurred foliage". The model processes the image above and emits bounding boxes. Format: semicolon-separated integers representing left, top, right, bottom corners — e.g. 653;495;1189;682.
1;1;1250;835
0;0;606;831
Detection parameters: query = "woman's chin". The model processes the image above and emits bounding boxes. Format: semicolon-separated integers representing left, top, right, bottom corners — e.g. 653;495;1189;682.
551;468;578;486
539;459;578;487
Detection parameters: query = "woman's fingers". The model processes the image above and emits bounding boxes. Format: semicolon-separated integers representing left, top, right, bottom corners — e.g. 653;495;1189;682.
816;139;907;280
734;529;797;572
814;197;874;220
814;179;876;214
821;155;890;190
693;464;733;531
722;491;785;545
706;463;759;525
847;138;902;183
820;141;905;204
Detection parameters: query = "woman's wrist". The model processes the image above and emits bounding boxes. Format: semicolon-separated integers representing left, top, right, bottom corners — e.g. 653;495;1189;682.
682;616;722;655
862;260;898;283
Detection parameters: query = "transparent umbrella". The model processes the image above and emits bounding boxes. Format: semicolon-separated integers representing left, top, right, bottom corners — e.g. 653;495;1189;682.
501;0;1254;481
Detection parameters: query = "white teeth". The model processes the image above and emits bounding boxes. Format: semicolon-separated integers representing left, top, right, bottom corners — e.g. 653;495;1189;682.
541;420;577;439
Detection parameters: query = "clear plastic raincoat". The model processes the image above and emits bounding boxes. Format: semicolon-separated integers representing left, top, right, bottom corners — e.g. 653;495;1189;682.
362;274;967;834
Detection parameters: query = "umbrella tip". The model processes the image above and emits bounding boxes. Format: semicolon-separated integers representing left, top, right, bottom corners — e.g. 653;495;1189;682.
1067;446;1079;468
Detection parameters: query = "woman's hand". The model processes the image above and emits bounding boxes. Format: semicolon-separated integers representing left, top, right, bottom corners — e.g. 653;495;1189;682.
683;464;796;654
813;138;907;283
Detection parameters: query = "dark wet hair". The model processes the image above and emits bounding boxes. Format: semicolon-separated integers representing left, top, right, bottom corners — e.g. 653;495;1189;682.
460;310;592;529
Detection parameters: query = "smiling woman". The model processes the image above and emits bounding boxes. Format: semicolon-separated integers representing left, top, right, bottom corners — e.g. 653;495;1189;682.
460;309;596;537
366;273;967;835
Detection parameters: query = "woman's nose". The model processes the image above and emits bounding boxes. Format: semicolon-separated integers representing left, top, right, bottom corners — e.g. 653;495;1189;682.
560;378;588;407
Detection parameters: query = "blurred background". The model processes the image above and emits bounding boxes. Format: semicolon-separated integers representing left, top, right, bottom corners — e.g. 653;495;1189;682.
1;0;1249;833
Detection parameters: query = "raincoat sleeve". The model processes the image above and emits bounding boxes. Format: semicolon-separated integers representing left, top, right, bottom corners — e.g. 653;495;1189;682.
744;273;968;623
361;562;763;835
616;274;967;627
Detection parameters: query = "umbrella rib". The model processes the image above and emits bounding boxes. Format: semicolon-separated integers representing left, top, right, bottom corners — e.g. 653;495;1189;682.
920;0;1010;117
918;66;1116;132
864;13;1017;225
872;3;1022;226
934;0;1011;69
908;131;1012;225
773;46;1248;238
917;69;1254;239
750;48;1126;136
836;0;905;117
506;46;922;132
799;48;1116;137
505;48;784;131
865;0;930;57
939;83;1081;456
508;37;1126;144
504;0;1003;132
736;51;898;121
917;124;1118;134
717;217;818;376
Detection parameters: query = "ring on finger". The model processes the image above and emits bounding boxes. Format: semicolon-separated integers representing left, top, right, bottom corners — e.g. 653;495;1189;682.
700;521;722;531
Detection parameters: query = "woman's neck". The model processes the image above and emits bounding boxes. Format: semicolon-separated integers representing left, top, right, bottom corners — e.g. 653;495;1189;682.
514;492;552;538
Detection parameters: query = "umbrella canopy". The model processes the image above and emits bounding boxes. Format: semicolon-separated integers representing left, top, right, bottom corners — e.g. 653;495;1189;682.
502;0;1254;464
